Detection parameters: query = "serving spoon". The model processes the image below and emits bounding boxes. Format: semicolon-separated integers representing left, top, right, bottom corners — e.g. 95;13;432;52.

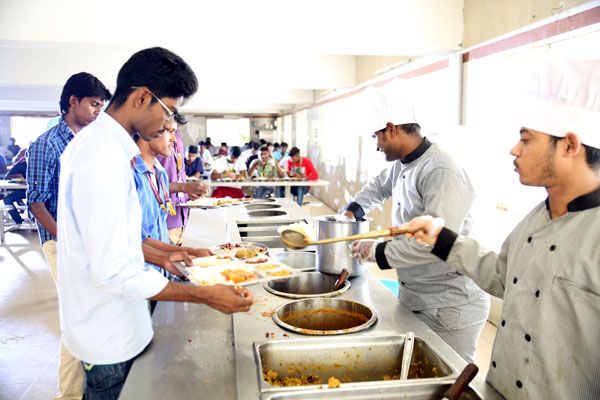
281;226;416;250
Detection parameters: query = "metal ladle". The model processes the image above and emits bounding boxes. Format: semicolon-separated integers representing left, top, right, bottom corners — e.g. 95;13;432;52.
281;227;416;250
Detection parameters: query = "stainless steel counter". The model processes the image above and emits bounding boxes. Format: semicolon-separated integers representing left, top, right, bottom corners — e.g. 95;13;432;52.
120;199;503;399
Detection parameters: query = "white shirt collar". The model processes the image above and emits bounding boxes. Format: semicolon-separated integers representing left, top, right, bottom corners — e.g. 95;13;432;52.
95;112;140;161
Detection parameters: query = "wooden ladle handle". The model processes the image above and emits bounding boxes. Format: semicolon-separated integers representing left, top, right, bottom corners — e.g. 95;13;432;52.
442;363;479;400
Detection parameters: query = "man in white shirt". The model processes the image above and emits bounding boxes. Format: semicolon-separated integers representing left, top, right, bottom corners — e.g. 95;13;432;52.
57;47;253;400
210;145;248;198
198;140;213;168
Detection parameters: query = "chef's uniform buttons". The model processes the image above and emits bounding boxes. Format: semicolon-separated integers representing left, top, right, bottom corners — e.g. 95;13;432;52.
492;361;496;368
501;320;505;327
513;277;518;284
525;334;531;342
549;244;556;251
535;290;540;297
516;380;523;388
527;236;532;243
402;175;405;179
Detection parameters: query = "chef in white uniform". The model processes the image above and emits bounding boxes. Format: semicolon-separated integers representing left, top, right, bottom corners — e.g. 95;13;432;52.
407;60;600;399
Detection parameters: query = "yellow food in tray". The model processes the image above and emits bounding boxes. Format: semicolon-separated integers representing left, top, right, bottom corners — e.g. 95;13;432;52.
221;268;257;284
194;257;232;268
255;264;279;271
267;270;292;277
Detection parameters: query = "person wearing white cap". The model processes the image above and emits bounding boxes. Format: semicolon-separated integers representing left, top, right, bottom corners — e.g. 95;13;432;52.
344;84;490;363
406;60;600;399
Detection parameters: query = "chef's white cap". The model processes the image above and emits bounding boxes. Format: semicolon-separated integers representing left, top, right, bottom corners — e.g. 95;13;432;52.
363;81;418;134
520;59;600;149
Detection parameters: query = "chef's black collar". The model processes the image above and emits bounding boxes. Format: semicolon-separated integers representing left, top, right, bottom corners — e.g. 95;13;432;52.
401;137;431;164
544;186;600;212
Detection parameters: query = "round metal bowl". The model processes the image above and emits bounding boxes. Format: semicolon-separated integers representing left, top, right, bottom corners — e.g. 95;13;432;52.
253;198;277;202
264;272;351;299
245;204;282;210
272;251;315;272
247;210;288;217
273;298;377;335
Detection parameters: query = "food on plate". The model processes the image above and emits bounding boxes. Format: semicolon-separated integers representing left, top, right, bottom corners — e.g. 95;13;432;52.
235;248;259;259
235;248;260;259
221;268;257;284
218;243;242;250
244;256;268;264
267;270;292;277
216;255;232;260
186;267;227;286
194;257;232;268
255;264;279;271
215;198;241;206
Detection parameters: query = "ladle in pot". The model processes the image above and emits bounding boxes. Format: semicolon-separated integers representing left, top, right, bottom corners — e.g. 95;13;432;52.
441;363;479;400
332;269;349;291
400;331;414;380
281;226;416;250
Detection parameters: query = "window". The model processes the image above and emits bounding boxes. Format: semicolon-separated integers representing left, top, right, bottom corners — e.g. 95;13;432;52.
206;118;250;147
10;116;57;148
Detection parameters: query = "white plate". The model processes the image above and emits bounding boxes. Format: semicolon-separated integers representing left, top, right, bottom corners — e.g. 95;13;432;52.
181;197;247;208
209;242;269;257
180;255;294;286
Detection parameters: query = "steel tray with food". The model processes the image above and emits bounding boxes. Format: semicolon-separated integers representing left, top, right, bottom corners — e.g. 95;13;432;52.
181;255;295;286
181;197;252;209
209;242;269;257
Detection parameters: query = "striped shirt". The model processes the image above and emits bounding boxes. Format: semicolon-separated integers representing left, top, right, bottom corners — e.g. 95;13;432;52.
131;155;170;276
26;117;74;244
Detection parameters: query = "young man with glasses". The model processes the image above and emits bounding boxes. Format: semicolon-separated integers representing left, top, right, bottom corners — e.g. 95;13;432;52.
27;72;111;400
56;48;253;400
345;86;489;364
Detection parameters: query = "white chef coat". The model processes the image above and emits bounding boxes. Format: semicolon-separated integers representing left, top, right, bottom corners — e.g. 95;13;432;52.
433;194;600;399
57;112;168;364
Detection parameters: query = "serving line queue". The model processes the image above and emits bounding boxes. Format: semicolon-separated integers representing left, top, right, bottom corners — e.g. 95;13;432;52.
8;46;600;400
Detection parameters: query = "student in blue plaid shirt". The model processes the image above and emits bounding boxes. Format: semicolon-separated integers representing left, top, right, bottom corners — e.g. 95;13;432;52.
26;72;111;400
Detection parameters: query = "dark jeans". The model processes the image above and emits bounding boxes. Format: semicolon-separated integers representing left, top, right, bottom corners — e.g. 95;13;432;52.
275;186;308;205
83;357;135;400
3;190;25;224
291;186;308;205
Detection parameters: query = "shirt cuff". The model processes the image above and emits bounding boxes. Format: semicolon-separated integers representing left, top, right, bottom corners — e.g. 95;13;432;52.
142;269;169;298
26;190;51;204
431;227;458;261
375;241;392;270
345;202;365;220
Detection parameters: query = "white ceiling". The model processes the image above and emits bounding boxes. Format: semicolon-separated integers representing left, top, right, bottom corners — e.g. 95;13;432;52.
0;0;464;115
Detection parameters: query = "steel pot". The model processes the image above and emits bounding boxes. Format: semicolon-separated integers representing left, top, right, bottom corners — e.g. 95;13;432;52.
316;215;370;277
272;298;377;335
272;251;315;271
263;272;351;299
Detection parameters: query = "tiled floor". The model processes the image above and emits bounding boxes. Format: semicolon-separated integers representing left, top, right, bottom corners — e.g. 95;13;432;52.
1;203;497;399
0;228;61;400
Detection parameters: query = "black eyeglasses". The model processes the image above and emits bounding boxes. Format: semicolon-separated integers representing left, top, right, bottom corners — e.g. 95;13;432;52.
131;86;175;121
